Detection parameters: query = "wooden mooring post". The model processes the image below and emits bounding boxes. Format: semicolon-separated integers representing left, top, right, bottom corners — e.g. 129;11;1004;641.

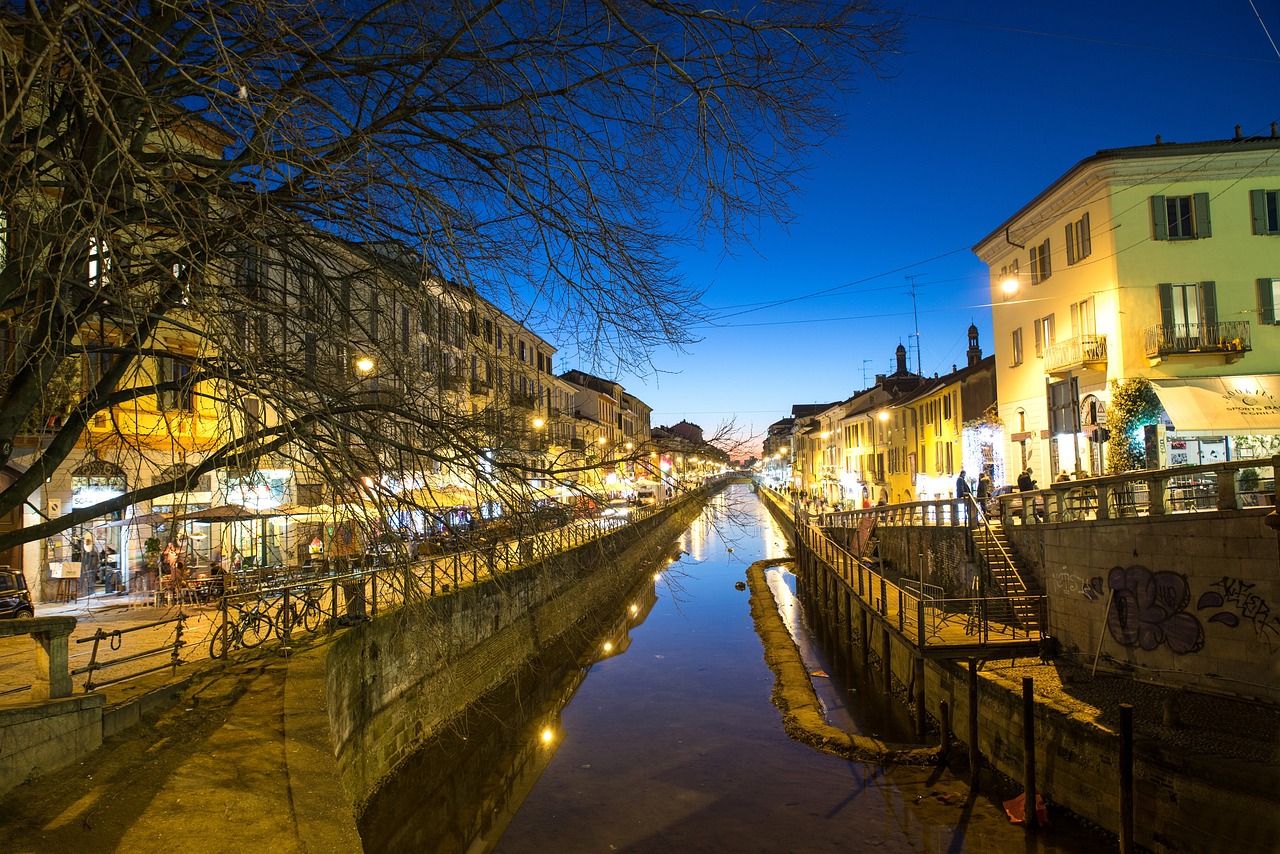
968;659;980;792
1023;676;1038;831
938;699;951;761
1119;703;1134;853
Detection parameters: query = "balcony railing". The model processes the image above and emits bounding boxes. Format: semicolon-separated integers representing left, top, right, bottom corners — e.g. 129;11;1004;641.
440;373;467;392
1044;334;1107;374
510;392;537;410
1144;321;1251;359
470;377;491;395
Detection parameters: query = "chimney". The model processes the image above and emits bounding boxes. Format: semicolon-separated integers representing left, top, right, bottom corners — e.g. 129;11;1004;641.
1235;125;1242;139
1273;122;1278;139
1155;134;1162;145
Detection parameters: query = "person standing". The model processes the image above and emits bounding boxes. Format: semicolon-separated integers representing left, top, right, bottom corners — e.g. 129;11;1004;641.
956;470;972;498
1017;468;1037;491
977;470;993;500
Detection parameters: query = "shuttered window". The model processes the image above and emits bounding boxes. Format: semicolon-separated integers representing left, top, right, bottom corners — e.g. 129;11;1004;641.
1251;190;1280;235
1030;239;1052;284
1258;278;1280;324
1152;193;1211;239
1065;213;1091;264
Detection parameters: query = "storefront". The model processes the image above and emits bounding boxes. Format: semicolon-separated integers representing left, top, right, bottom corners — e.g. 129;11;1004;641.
1149;375;1280;465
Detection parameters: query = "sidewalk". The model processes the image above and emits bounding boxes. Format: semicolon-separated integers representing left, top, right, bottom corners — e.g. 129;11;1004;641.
0;628;362;853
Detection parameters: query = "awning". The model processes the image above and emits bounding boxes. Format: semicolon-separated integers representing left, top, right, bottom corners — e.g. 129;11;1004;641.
1151;375;1280;432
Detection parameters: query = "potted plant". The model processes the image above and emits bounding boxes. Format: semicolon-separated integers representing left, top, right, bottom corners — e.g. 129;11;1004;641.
1239;468;1261;505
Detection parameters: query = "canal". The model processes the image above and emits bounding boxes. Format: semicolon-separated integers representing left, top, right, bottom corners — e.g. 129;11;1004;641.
365;482;1104;853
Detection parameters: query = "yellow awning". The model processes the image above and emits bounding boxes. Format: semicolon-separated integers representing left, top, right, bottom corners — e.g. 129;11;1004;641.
1151;375;1280;432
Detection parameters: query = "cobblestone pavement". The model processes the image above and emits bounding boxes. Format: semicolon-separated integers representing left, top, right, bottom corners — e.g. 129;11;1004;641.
980;658;1280;767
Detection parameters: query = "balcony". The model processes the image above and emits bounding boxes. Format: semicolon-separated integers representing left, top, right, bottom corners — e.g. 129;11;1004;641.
1044;334;1107;376
1144;321;1251;361
441;372;467;392
510;392;537;410
470;376;491;395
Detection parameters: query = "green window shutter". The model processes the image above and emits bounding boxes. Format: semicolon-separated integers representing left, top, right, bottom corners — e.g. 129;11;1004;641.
1200;281;1218;333
1259;278;1276;325
1252;190;1268;234
1158;283;1174;328
1152;196;1168;240
1193;192;1212;238
1064;224;1075;265
1081;212;1091;257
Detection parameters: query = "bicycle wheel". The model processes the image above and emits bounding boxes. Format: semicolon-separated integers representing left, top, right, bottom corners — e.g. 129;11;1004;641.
208;623;228;660
301;597;323;633
240;610;273;648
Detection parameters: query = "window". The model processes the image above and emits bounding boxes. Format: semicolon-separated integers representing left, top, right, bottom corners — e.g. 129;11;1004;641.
1030;239;1051;284
88;236;111;287
157;355;193;412
1158;281;1218;338
244;396;261;432
1258;278;1280;324
1070;297;1095;336
400;306;411;354
1065;213;1091;264
1011;328;1024;366
1034;315;1055;357
1251;190;1280;235
1152;193;1211;240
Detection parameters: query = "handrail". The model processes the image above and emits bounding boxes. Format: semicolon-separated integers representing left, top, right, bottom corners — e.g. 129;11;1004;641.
73;613;186;692
964;494;1021;594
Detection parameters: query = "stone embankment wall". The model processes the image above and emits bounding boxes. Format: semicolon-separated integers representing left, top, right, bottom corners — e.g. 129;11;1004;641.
1004;509;1280;703
922;660;1278;854
0;694;104;795
326;492;716;813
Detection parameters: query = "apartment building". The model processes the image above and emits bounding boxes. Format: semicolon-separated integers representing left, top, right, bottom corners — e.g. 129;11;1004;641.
974;130;1280;479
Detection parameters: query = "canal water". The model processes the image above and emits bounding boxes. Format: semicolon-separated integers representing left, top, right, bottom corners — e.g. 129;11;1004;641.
365;483;1104;853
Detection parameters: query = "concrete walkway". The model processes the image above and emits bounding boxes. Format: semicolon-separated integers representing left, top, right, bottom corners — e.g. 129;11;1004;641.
0;622;362;853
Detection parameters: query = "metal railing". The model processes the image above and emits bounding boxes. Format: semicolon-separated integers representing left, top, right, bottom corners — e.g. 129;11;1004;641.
1044;333;1107;373
795;513;1043;650
996;457;1276;525
1144;320;1250;358
207;484;716;659
73;614;187;692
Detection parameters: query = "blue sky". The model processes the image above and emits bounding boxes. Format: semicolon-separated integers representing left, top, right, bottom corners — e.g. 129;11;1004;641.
614;1;1279;455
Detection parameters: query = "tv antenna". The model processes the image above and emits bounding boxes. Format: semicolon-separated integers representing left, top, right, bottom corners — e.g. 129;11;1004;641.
905;275;922;375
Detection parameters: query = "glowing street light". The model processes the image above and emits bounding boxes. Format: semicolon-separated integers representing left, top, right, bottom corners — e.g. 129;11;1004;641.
532;417;545;429
1000;276;1019;296
354;356;375;374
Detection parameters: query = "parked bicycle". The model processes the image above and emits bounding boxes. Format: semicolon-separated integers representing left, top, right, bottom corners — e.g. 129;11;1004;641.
273;584;328;639
209;598;275;659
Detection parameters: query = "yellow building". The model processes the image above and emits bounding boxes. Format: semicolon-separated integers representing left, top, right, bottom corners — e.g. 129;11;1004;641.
974;131;1280;482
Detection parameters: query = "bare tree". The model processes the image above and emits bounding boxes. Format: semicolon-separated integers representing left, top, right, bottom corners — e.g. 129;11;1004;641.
0;1;900;554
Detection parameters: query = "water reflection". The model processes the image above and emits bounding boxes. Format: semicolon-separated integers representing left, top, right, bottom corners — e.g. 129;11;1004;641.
365;485;1102;853
358;571;665;854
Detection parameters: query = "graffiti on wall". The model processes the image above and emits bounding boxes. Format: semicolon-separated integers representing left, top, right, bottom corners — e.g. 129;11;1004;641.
1196;577;1280;648
1106;565;1204;654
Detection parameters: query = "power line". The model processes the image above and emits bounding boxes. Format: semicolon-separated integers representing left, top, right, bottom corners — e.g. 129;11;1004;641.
901;11;1280;64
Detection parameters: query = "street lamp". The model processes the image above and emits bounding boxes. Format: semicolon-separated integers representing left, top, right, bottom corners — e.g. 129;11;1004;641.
354;355;375;374
1000;275;1020;297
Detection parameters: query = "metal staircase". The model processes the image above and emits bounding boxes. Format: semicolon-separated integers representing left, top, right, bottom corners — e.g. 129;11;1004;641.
968;499;1045;635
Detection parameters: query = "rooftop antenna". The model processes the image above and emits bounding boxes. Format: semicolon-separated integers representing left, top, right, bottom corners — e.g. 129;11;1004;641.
862;359;873;388
905;275;922;375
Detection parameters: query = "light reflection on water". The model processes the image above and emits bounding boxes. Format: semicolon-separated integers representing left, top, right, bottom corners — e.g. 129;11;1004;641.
366;484;1102;854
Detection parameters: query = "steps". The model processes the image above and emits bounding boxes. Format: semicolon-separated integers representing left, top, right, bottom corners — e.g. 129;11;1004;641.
972;522;1045;634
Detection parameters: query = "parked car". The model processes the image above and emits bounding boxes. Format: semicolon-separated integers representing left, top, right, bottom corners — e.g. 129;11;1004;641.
0;568;34;619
